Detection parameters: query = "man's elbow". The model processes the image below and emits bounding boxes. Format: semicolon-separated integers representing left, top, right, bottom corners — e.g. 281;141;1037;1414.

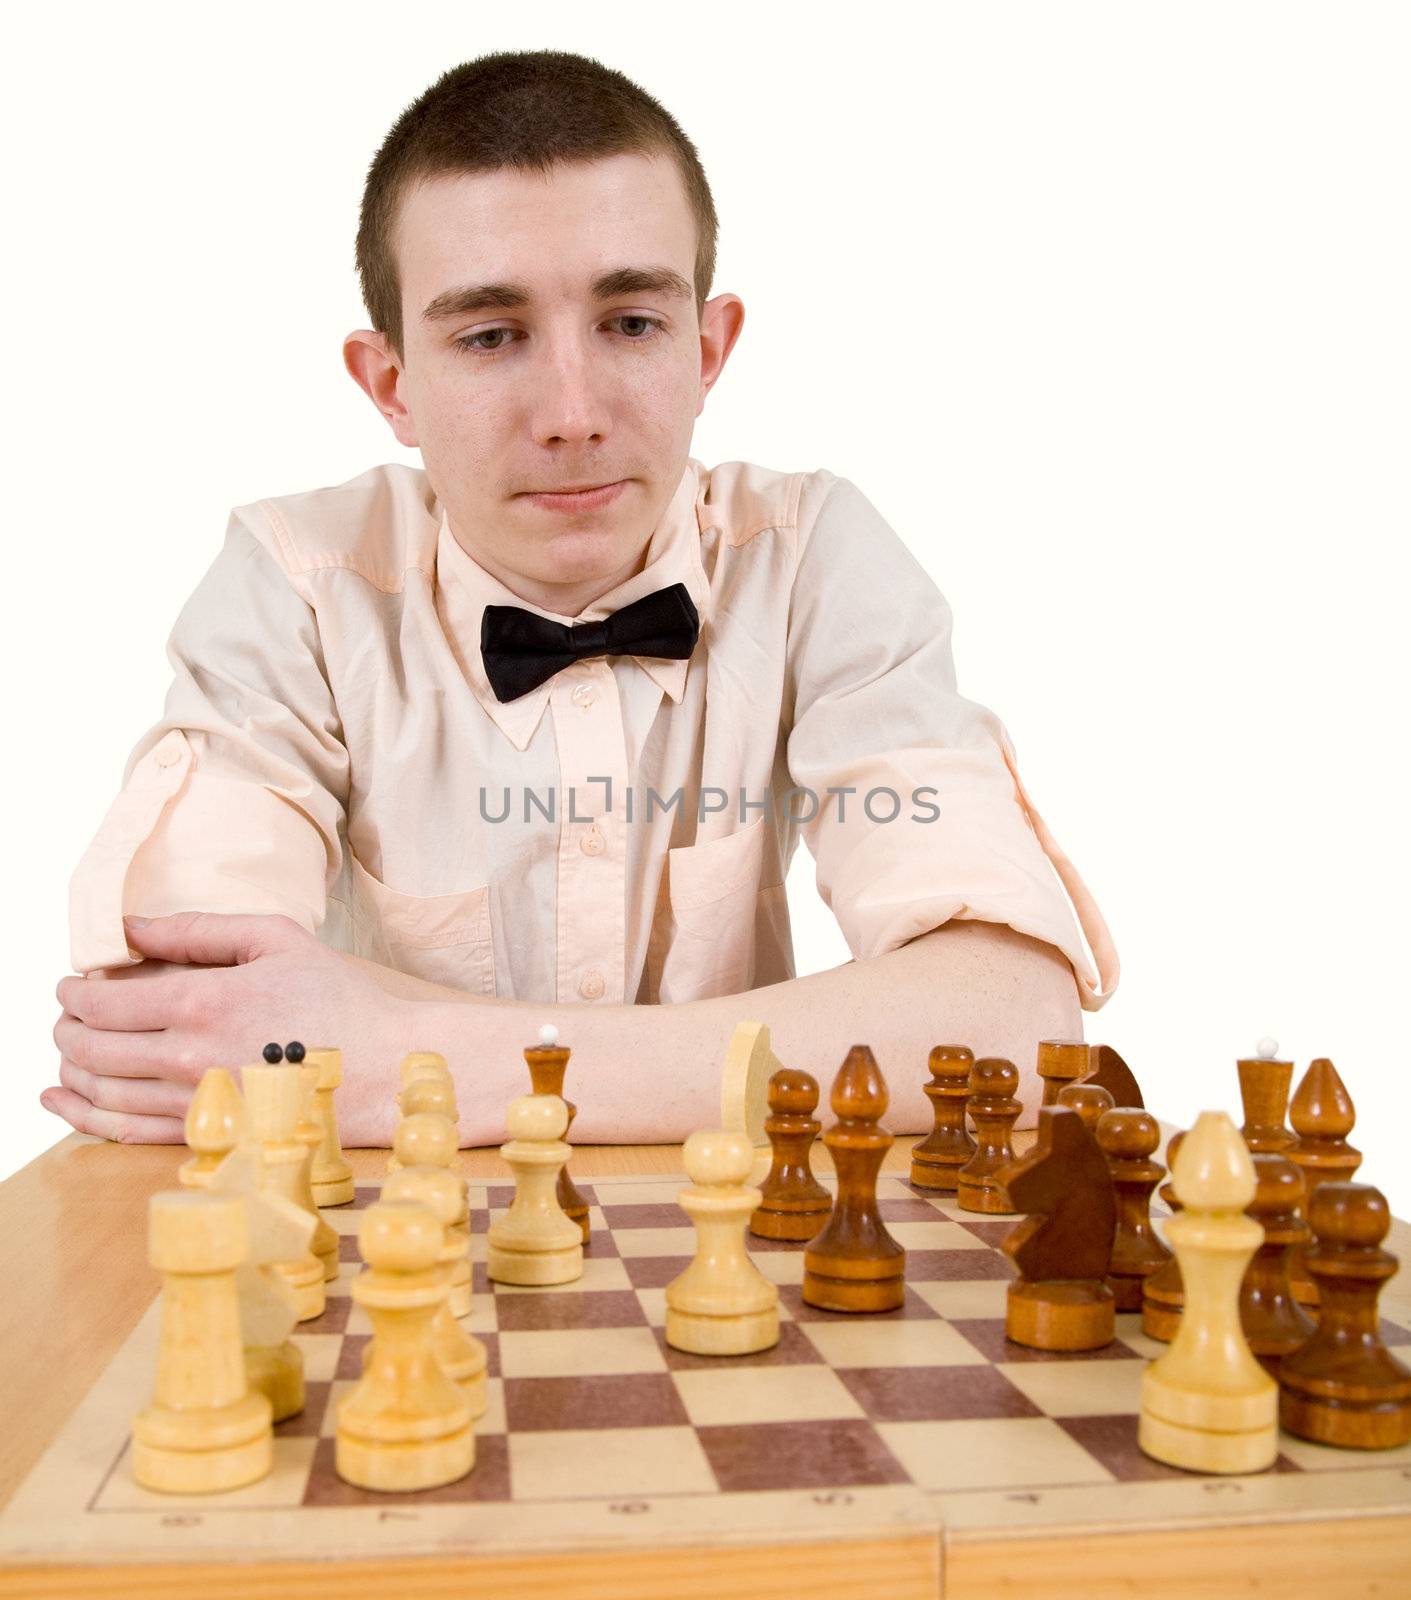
904;919;1083;1034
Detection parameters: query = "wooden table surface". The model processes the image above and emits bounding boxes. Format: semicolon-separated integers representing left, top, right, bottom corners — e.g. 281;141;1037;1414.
3;1131;1409;1600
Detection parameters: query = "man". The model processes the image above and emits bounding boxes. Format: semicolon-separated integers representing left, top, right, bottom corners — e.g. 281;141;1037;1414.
48;49;1118;1148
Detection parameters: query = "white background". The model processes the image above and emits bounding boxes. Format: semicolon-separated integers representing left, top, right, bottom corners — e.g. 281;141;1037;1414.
3;3;1406;1215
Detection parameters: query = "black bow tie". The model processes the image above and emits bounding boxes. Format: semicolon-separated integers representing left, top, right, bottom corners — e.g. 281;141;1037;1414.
480;582;701;703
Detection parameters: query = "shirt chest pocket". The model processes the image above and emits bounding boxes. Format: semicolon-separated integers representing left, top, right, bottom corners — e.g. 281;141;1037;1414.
657;816;782;1004
346;850;496;997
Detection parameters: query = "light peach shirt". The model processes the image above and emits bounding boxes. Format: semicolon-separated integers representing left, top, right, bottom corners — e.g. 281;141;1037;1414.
68;458;1119;1012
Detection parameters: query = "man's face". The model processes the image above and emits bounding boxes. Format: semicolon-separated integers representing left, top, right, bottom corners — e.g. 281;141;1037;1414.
345;152;743;616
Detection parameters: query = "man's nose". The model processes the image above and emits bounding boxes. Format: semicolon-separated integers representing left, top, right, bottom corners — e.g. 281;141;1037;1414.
530;339;613;444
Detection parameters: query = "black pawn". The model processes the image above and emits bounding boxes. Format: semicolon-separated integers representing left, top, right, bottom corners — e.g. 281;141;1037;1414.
751;1068;833;1242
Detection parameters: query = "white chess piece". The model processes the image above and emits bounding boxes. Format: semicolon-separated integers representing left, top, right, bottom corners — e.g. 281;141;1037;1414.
666;1128;780;1356
487;1095;583;1285
335;1199;475;1491
1138;1110;1278;1473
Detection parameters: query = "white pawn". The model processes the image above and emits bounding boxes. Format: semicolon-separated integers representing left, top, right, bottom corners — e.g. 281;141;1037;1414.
387;1073;460;1175
487;1095;582;1286
393;1112;473;1317
1138;1110;1278;1473
335;1199;475;1491
666;1128;780;1356
384;1163;489;1419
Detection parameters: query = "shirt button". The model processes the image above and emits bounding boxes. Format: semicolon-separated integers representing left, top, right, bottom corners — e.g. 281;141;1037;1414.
578;969;605;1000
571;682;597;709
580;826;605;856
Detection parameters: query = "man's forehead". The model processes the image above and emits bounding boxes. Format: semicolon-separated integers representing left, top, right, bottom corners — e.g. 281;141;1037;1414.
397;157;694;311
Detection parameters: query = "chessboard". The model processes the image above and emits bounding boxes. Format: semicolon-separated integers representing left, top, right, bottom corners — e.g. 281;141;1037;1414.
4;1149;1411;1599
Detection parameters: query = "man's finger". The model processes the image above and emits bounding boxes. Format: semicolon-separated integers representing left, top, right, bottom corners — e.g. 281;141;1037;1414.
51;1017;187;1081
58;1059;194;1119
38;1085;186;1144
56;964;214;1032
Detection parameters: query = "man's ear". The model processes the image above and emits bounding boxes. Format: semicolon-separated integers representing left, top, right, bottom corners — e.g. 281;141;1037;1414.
343;328;420;449
697;293;746;413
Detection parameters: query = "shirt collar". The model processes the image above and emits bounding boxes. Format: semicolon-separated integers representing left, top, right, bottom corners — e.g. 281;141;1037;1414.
434;458;712;752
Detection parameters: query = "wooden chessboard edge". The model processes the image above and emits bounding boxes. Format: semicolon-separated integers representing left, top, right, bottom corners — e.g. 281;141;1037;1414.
944;1511;1411;1600
0;1530;941;1600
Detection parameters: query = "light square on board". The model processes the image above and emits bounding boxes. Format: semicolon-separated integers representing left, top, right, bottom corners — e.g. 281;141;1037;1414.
509;1425;716;1499
997;1359;1150;1418
498;1326;667;1380
610;1226;697;1259
878;1416;1116;1492
289;1333;342;1383
581;1181;685;1208
883;1220;982;1250
672;1365;866;1427
747;1250;807;1287
909;1279;1010;1320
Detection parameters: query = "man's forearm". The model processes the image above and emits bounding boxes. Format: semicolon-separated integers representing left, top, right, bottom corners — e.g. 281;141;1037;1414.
369;920;1083;1146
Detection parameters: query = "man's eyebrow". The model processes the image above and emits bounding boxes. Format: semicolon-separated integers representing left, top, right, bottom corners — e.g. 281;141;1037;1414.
420;265;693;323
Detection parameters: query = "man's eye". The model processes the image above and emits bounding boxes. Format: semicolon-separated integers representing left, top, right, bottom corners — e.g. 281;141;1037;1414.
452;316;666;356
455;328;518;354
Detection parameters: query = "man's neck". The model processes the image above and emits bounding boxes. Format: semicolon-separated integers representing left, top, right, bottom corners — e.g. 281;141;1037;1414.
460;540;651;620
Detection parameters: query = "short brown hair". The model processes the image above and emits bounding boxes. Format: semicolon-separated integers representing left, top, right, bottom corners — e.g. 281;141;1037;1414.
356;49;719;364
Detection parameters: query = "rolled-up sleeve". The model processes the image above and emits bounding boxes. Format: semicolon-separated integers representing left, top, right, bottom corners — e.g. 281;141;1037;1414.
784;472;1119;1011
68;506;350;974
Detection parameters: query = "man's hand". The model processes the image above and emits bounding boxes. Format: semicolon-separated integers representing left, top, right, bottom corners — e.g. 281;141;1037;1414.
46;912;418;1145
